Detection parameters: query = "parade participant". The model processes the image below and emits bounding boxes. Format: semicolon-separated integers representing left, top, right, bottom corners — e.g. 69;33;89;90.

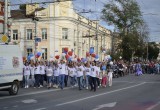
96;62;101;88
90;62;98;92
53;62;59;88
84;62;91;90
46;63;53;89
76;62;85;90
135;61;143;76
59;60;66;90
108;68;113;87
30;62;35;87
39;62;46;87
68;63;76;88
101;62;107;87
64;62;69;87
23;62;31;88
34;62;41;88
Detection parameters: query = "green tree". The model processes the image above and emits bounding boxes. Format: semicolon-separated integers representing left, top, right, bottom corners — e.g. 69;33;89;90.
101;0;148;60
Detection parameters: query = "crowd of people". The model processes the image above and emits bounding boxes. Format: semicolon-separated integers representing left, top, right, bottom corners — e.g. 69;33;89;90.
23;60;113;92
23;59;160;92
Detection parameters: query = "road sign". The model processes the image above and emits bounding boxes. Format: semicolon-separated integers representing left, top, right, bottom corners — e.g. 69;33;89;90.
0;34;9;43
35;38;41;43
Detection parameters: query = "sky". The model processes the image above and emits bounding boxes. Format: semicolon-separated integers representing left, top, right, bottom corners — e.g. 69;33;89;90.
10;0;160;42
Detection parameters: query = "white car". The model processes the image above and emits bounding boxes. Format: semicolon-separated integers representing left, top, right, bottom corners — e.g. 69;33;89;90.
0;45;23;95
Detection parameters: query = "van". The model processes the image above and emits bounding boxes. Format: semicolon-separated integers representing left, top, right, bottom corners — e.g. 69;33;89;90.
0;45;23;95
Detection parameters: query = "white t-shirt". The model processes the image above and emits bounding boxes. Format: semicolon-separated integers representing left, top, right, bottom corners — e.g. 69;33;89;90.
54;66;59;76
34;65;40;75
108;71;113;78
90;66;98;77
68;67;76;77
96;67;101;78
39;65;46;75
85;67;91;76
30;66;35;75
46;66;53;76
65;66;69;75
76;66;85;77
59;63;66;75
23;66;30;76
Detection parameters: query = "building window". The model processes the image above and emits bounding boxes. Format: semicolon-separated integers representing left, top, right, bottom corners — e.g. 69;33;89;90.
42;48;47;60
27;48;32;56
27;29;32;40
62;28;68;39
42;28;47;40
13;30;18;40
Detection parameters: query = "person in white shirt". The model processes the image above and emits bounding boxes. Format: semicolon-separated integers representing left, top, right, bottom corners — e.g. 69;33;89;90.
39;62;46;87
84;62;91;90
23;62;31;88
76;62;85;90
34;62;41;88
46;63;53;89
90;62;98;92
30;62;35;87
53;63;60;88
96;63;101;88
64;63;69;87
108;68;113;87
59;60;66;90
68;63;76;88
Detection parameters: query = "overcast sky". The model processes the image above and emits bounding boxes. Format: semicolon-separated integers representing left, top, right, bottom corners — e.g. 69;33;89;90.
10;0;160;42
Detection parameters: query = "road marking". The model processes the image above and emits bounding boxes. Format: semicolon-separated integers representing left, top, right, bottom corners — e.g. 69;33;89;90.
0;87;71;100
13;105;18;108
56;82;146;106
92;102;117;110
146;101;160;110
22;99;37;104
113;81;135;83
35;108;47;110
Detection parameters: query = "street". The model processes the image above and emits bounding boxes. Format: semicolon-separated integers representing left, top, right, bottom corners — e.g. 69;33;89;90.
0;74;160;110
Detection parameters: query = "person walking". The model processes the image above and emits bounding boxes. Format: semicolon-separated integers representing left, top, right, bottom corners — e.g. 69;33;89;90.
39;62;46;87
34;62;41;88
30;62;35;87
23;62;31;88
108;68;113;87
84;62;91;90
59;60;66;90
46;63;53;89
90;62;98;92
76;62;85;90
53;63;60;88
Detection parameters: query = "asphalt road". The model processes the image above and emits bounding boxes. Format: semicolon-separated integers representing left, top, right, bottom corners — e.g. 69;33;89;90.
0;74;160;110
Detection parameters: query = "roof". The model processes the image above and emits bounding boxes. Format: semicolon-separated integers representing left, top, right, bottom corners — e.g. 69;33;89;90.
11;10;27;19
11;10;34;19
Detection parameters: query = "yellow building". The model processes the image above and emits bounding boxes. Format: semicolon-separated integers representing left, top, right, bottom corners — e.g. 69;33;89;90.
10;1;111;61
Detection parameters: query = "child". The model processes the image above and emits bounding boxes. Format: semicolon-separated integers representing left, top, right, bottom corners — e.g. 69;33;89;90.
108;68;113;87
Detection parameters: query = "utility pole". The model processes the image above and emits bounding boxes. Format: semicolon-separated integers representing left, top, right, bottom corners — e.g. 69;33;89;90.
4;0;8;35
96;21;99;54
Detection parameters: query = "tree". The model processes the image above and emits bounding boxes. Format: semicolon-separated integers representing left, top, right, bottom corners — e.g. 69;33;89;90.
101;0;148;60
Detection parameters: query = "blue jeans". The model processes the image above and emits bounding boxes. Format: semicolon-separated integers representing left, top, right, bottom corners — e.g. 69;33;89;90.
59;74;65;89
24;75;30;87
70;76;76;86
47;76;52;84
77;76;83;90
54;76;59;85
84;75;90;88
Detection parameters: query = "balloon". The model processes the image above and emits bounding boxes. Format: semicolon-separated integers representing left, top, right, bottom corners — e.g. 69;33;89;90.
68;51;73;56
91;53;96;58
63;48;68;53
62;53;66;56
27;56;31;61
37;52;41;56
29;53;34;57
68;57;72;61
86;52;90;57
95;55;99;59
89;47;94;54
65;54;70;60
30;56;34;60
77;58;81;62
55;55;60;59
95;58;99;61
35;55;39;58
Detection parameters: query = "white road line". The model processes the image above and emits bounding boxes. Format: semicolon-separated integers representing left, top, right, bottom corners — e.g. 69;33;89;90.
56;82;146;106
146;101;160;110
35;108;46;110
0;87;71;100
113;81;135;83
